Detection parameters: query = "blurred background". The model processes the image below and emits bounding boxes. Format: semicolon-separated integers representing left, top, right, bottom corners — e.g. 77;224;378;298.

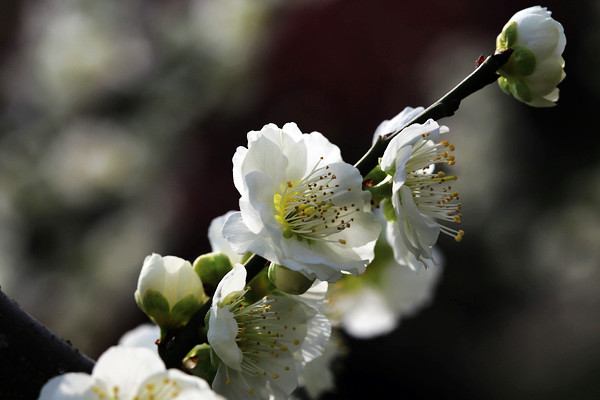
0;0;598;399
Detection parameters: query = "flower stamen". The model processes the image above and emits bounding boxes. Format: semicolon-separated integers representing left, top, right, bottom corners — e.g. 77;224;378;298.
404;137;464;241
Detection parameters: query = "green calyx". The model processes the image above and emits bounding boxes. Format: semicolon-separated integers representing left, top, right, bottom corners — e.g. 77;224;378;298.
500;45;536;78
497;21;518;51
135;289;202;332
497;75;533;103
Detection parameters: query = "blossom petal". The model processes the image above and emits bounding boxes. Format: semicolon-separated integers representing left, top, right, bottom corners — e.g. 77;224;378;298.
92;346;165;399
39;373;97;400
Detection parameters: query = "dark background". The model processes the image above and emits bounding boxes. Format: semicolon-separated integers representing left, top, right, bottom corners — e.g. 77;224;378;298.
0;1;598;399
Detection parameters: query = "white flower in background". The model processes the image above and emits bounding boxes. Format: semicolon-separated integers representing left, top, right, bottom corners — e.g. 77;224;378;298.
223;123;381;282
118;324;160;352
17;1;152;112
327;210;443;338
38;346;224;400
207;264;330;399
496;6;566;107
41;119;148;206
377;109;462;269
135;254;208;332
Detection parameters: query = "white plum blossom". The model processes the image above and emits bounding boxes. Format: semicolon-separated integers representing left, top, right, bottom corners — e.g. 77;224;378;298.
207;264;330;400
223;123;381;282
496;6;566;107
38;346;224;400
376;108;462;269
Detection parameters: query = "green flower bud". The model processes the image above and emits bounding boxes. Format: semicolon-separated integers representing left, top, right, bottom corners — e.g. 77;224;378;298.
267;263;315;295
183;344;218;383
135;254;208;333
193;252;233;289
495;6;566;107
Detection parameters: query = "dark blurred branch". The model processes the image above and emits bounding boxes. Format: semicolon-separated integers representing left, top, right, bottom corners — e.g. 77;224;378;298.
0;289;95;400
355;49;514;176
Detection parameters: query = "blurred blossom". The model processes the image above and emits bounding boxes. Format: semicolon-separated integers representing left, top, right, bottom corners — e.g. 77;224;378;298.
327;217;443;339
41;120;149;206
187;0;274;69
119;324;160;352
7;0;152;113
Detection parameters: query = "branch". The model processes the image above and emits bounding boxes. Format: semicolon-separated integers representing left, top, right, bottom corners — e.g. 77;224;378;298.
354;49;513;176
0;289;95;400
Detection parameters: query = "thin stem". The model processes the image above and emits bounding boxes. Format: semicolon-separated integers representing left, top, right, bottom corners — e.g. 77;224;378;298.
355;49;513;176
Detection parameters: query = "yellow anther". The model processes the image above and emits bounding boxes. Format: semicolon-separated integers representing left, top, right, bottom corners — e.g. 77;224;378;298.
293;339;300;345
272;374;279;379
437;171;446;178
453;215;462;224
441;140;450;147
449;144;455;151
338;239;347;245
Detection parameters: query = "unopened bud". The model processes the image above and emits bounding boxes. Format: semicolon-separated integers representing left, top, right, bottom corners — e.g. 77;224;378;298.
193;252;233;290
135;254;208;333
496;6;566;107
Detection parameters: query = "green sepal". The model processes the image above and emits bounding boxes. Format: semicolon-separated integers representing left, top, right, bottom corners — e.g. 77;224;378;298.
511;45;536;76
171;294;203;325
267;264;315;295
510;78;532;103
138;289;170;321
382;199;397;222
497;21;518;51
183;344;218;383
497;76;511;94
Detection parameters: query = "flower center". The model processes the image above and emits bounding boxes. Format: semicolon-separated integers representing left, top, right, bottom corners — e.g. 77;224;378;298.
221;293;303;389
405;135;464;242
273;157;360;244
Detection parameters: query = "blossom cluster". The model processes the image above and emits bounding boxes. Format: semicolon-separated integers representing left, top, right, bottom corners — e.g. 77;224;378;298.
38;6;566;400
